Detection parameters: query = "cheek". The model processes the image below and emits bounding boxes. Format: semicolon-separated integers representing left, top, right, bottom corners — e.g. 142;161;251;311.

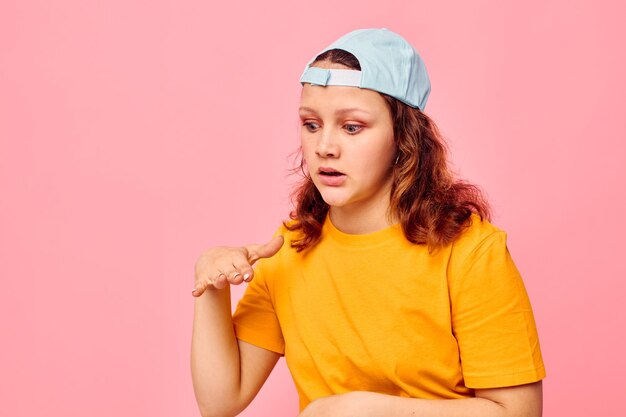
300;141;315;160
354;142;394;168
300;142;318;172
360;148;395;181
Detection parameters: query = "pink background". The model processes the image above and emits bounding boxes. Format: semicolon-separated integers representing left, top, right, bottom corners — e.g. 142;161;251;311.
1;0;625;416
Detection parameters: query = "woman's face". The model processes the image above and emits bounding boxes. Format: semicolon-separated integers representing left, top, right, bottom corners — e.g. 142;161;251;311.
299;61;396;214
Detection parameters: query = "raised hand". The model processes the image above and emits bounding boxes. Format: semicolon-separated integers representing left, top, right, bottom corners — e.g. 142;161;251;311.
191;234;284;296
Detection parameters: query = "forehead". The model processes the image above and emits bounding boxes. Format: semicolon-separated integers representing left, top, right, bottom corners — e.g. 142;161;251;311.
299;83;388;115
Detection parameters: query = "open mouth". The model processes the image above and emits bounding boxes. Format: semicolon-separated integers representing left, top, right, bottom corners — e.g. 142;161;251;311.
319;167;345;176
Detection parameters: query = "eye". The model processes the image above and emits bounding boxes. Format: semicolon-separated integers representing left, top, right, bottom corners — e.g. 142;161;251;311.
302;121;320;132
344;124;363;134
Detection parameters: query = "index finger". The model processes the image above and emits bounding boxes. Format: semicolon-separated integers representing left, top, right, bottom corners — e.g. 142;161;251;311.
245;235;284;264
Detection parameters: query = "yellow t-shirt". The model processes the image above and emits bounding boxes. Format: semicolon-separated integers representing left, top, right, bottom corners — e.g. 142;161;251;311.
232;213;546;411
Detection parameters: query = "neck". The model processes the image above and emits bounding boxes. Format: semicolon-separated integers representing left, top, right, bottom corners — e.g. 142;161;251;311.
329;193;398;235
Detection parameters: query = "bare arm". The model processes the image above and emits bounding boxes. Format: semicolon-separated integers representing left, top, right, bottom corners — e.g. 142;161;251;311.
474;381;543;417
191;285;241;417
190;236;284;417
236;339;281;412
300;381;543;417
379;381;542;417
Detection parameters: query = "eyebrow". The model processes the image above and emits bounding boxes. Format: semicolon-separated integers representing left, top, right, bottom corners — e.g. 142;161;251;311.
298;106;371;116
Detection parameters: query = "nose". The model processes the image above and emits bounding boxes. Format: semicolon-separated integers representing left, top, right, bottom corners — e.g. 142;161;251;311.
315;129;340;158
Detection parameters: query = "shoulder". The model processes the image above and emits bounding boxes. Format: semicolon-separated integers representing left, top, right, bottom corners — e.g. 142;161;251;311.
448;213;508;266
454;213;504;245
275;218;303;241
263;218;306;259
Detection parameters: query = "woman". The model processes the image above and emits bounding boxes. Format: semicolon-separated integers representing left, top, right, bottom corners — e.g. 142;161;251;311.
191;28;546;417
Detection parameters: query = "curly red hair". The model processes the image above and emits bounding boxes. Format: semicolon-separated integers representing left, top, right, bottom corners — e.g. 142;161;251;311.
284;49;491;254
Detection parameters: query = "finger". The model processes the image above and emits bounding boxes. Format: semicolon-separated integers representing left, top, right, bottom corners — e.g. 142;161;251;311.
215;264;248;287
212;272;228;289
191;284;203;297
223;254;247;285
225;269;243;285
232;252;255;282
246;235;284;264
241;265;255;282
228;261;257;284
191;278;212;296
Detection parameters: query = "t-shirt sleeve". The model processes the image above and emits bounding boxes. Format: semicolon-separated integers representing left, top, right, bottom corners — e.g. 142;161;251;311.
231;230;286;356
449;230;546;388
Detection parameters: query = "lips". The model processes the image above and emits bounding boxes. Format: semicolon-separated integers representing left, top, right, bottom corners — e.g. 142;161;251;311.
317;166;346;186
318;166;345;176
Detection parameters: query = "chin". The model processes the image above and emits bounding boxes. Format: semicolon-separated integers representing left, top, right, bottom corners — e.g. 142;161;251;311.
318;193;352;208
313;182;355;207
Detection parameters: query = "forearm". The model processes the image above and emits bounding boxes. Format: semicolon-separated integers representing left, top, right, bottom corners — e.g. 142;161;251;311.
364;382;542;417
364;392;507;417
190;285;241;417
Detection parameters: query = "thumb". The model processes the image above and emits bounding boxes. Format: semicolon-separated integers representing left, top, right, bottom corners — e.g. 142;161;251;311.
246;235;284;264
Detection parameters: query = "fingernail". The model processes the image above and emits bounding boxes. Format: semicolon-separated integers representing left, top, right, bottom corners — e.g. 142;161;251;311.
243;273;250;281
191;288;196;293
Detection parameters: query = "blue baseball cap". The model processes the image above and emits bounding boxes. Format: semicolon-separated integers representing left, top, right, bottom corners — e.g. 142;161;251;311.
300;28;431;110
